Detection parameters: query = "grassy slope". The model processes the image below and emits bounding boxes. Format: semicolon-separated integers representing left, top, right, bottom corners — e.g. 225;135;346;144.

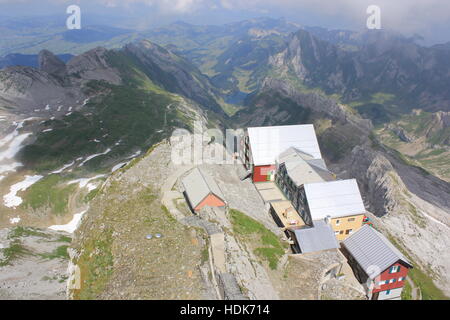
72;183;206;299
229;209;286;270
20;174;77;215
20;80;179;173
375;111;450;181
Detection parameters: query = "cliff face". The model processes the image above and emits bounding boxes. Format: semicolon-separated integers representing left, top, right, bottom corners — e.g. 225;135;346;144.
123;40;223;114
347;146;401;216
66;47;122;85
261;78;373;132
0;66;80;111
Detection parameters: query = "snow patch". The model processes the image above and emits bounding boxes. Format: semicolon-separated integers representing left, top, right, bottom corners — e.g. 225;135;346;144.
51;161;75;174
48;210;87;233
78;148;111;167
10;217;21;224
112;162;128;173
0;133;31;161
67;175;106;189
3;175;43;208
0;162;22;176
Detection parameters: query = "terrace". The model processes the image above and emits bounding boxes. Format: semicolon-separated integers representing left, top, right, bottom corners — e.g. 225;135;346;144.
270;200;305;230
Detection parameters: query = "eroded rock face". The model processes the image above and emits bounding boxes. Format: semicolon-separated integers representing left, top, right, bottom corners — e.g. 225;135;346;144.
66;47;122;85
261;78;373;133
0;66;79;111
347;146;401;217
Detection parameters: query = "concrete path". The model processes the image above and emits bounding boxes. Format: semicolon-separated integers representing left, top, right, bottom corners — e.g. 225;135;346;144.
407;277;422;300
160;163;227;300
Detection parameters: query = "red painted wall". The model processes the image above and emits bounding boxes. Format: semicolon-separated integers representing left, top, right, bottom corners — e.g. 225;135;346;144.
372;261;411;293
252;165;276;183
194;194;226;212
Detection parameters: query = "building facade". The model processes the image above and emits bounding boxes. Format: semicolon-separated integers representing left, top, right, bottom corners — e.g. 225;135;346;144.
330;214;366;241
242;125;323;183
342;225;413;300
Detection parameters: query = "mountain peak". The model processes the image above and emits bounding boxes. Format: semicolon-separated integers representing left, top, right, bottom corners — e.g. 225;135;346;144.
38;49;67;79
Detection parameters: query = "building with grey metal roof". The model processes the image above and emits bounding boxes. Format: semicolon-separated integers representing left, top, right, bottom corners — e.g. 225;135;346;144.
304;179;366;220
182;167;226;212
342;225;412;279
290;220;340;254
277;147;335;187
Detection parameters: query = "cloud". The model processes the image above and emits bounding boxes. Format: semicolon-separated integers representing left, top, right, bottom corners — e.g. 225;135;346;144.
1;0;449;41
215;0;450;35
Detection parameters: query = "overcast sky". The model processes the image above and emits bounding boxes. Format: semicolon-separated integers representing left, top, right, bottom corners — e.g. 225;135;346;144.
1;0;450;44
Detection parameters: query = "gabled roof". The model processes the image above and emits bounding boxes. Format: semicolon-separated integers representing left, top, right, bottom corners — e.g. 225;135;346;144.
247;124;322;166
342;225;413;279
278;147;334;186
304;179;366;220
182;168;225;208
293;220;340;254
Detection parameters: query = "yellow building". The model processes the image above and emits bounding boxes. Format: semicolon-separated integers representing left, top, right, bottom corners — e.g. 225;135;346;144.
330;214;365;241
302;179;367;241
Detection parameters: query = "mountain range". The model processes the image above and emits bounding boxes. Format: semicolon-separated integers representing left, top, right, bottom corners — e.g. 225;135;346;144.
0;17;449;299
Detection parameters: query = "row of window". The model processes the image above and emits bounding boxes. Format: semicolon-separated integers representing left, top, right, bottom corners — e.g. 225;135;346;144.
378;277;406;286
335;229;353;235
335;217;356;225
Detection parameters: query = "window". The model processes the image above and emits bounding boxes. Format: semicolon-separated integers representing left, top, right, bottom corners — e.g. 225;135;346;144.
399;277;405;281
345;229;352;235
335;231;340;235
386;290;391;295
336;219;340;226
389;265;400;274
389;278;397;284
378;281;385;286
339;230;344;235
348;218;355;222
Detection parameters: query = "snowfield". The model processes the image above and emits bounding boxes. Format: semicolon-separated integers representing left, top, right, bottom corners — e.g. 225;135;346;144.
3;175;43;208
48;210;87;233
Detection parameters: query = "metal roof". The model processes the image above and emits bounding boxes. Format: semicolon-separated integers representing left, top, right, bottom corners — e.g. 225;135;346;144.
182;168;225;208
247;124;322;166
304;179;366;219
342;225;412;278
293;220;340;254
278;147;334;186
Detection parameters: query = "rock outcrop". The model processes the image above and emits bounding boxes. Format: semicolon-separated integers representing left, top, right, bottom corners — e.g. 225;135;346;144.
38;50;67;80
66;47;122;85
346;145;401;217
